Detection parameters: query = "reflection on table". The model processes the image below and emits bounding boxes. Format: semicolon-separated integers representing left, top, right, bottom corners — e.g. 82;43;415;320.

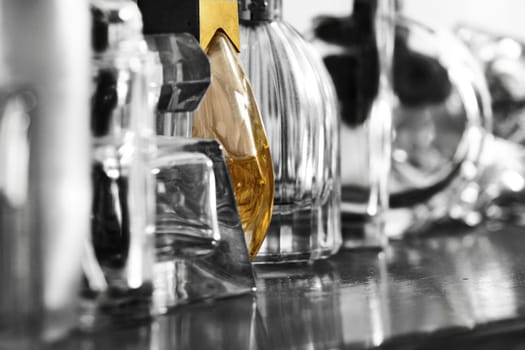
49;223;525;349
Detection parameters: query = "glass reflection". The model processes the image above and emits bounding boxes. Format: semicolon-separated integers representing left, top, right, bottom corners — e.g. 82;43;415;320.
385;225;517;336
255;261;343;349
332;250;390;347
48;322;155;350
154;295;266;350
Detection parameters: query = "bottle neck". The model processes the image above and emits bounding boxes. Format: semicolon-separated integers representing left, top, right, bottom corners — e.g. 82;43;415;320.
238;0;282;23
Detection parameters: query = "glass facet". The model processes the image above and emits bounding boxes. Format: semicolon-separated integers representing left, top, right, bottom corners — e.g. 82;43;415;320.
153;151;220;259
239;1;341;262
145;33;211;137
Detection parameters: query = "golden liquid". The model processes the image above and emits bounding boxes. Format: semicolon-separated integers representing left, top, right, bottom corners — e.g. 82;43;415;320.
193;31;274;257
227;149;273;257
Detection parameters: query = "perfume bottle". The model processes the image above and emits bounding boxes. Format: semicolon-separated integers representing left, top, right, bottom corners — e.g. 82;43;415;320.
145;33;220;261
152;138;256;309
80;0;156;330
311;0;394;248
138;0;274;258
142;32;255;308
239;0;341;262
0;0;91;345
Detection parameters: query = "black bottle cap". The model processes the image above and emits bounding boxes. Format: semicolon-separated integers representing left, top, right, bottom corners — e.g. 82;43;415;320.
137;0;240;51
238;0;282;23
137;0;200;38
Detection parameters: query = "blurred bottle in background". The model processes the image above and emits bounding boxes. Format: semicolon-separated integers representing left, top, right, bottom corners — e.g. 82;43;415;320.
311;0;394;247
392;0;525;232
80;0;156;331
311;1;496;237
0;0;91;346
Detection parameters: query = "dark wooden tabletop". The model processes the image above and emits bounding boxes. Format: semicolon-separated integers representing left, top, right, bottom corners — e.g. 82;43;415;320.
50;223;525;349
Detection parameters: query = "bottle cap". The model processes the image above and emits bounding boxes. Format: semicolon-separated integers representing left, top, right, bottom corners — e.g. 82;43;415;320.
137;0;240;52
238;0;282;23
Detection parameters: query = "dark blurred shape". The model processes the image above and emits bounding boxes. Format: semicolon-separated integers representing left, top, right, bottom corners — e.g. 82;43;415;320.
313;6;452;128
313;0;379;127
393;27;452;107
91;69;117;137
91;161;130;269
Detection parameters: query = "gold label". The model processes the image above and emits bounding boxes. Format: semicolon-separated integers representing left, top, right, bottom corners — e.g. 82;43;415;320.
199;0;240;52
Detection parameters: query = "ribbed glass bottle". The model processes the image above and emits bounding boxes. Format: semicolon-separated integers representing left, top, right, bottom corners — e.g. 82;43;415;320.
239;0;341;262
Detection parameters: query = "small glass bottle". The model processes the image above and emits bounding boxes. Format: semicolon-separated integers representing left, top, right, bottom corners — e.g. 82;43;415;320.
239;0;342;262
145;33;220;261
80;0;156;330
138;0;274;258
145;33;255;312
142;32;256;309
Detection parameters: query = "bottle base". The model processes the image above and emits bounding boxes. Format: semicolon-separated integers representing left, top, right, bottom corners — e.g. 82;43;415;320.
253;197;341;264
77;283;153;333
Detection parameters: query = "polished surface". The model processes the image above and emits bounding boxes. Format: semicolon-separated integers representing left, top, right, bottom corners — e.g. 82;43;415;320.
50;223;525;349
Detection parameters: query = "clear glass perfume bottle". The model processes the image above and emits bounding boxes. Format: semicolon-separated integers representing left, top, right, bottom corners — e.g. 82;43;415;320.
80;0;155;330
144;32;256;310
152;138;256;309
239;0;341;262
146;33;220;261
311;0;394;248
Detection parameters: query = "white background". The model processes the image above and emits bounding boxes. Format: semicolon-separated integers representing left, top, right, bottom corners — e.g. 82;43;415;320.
283;0;525;40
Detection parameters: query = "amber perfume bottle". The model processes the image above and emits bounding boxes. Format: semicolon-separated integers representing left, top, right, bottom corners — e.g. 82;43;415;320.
138;0;274;258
